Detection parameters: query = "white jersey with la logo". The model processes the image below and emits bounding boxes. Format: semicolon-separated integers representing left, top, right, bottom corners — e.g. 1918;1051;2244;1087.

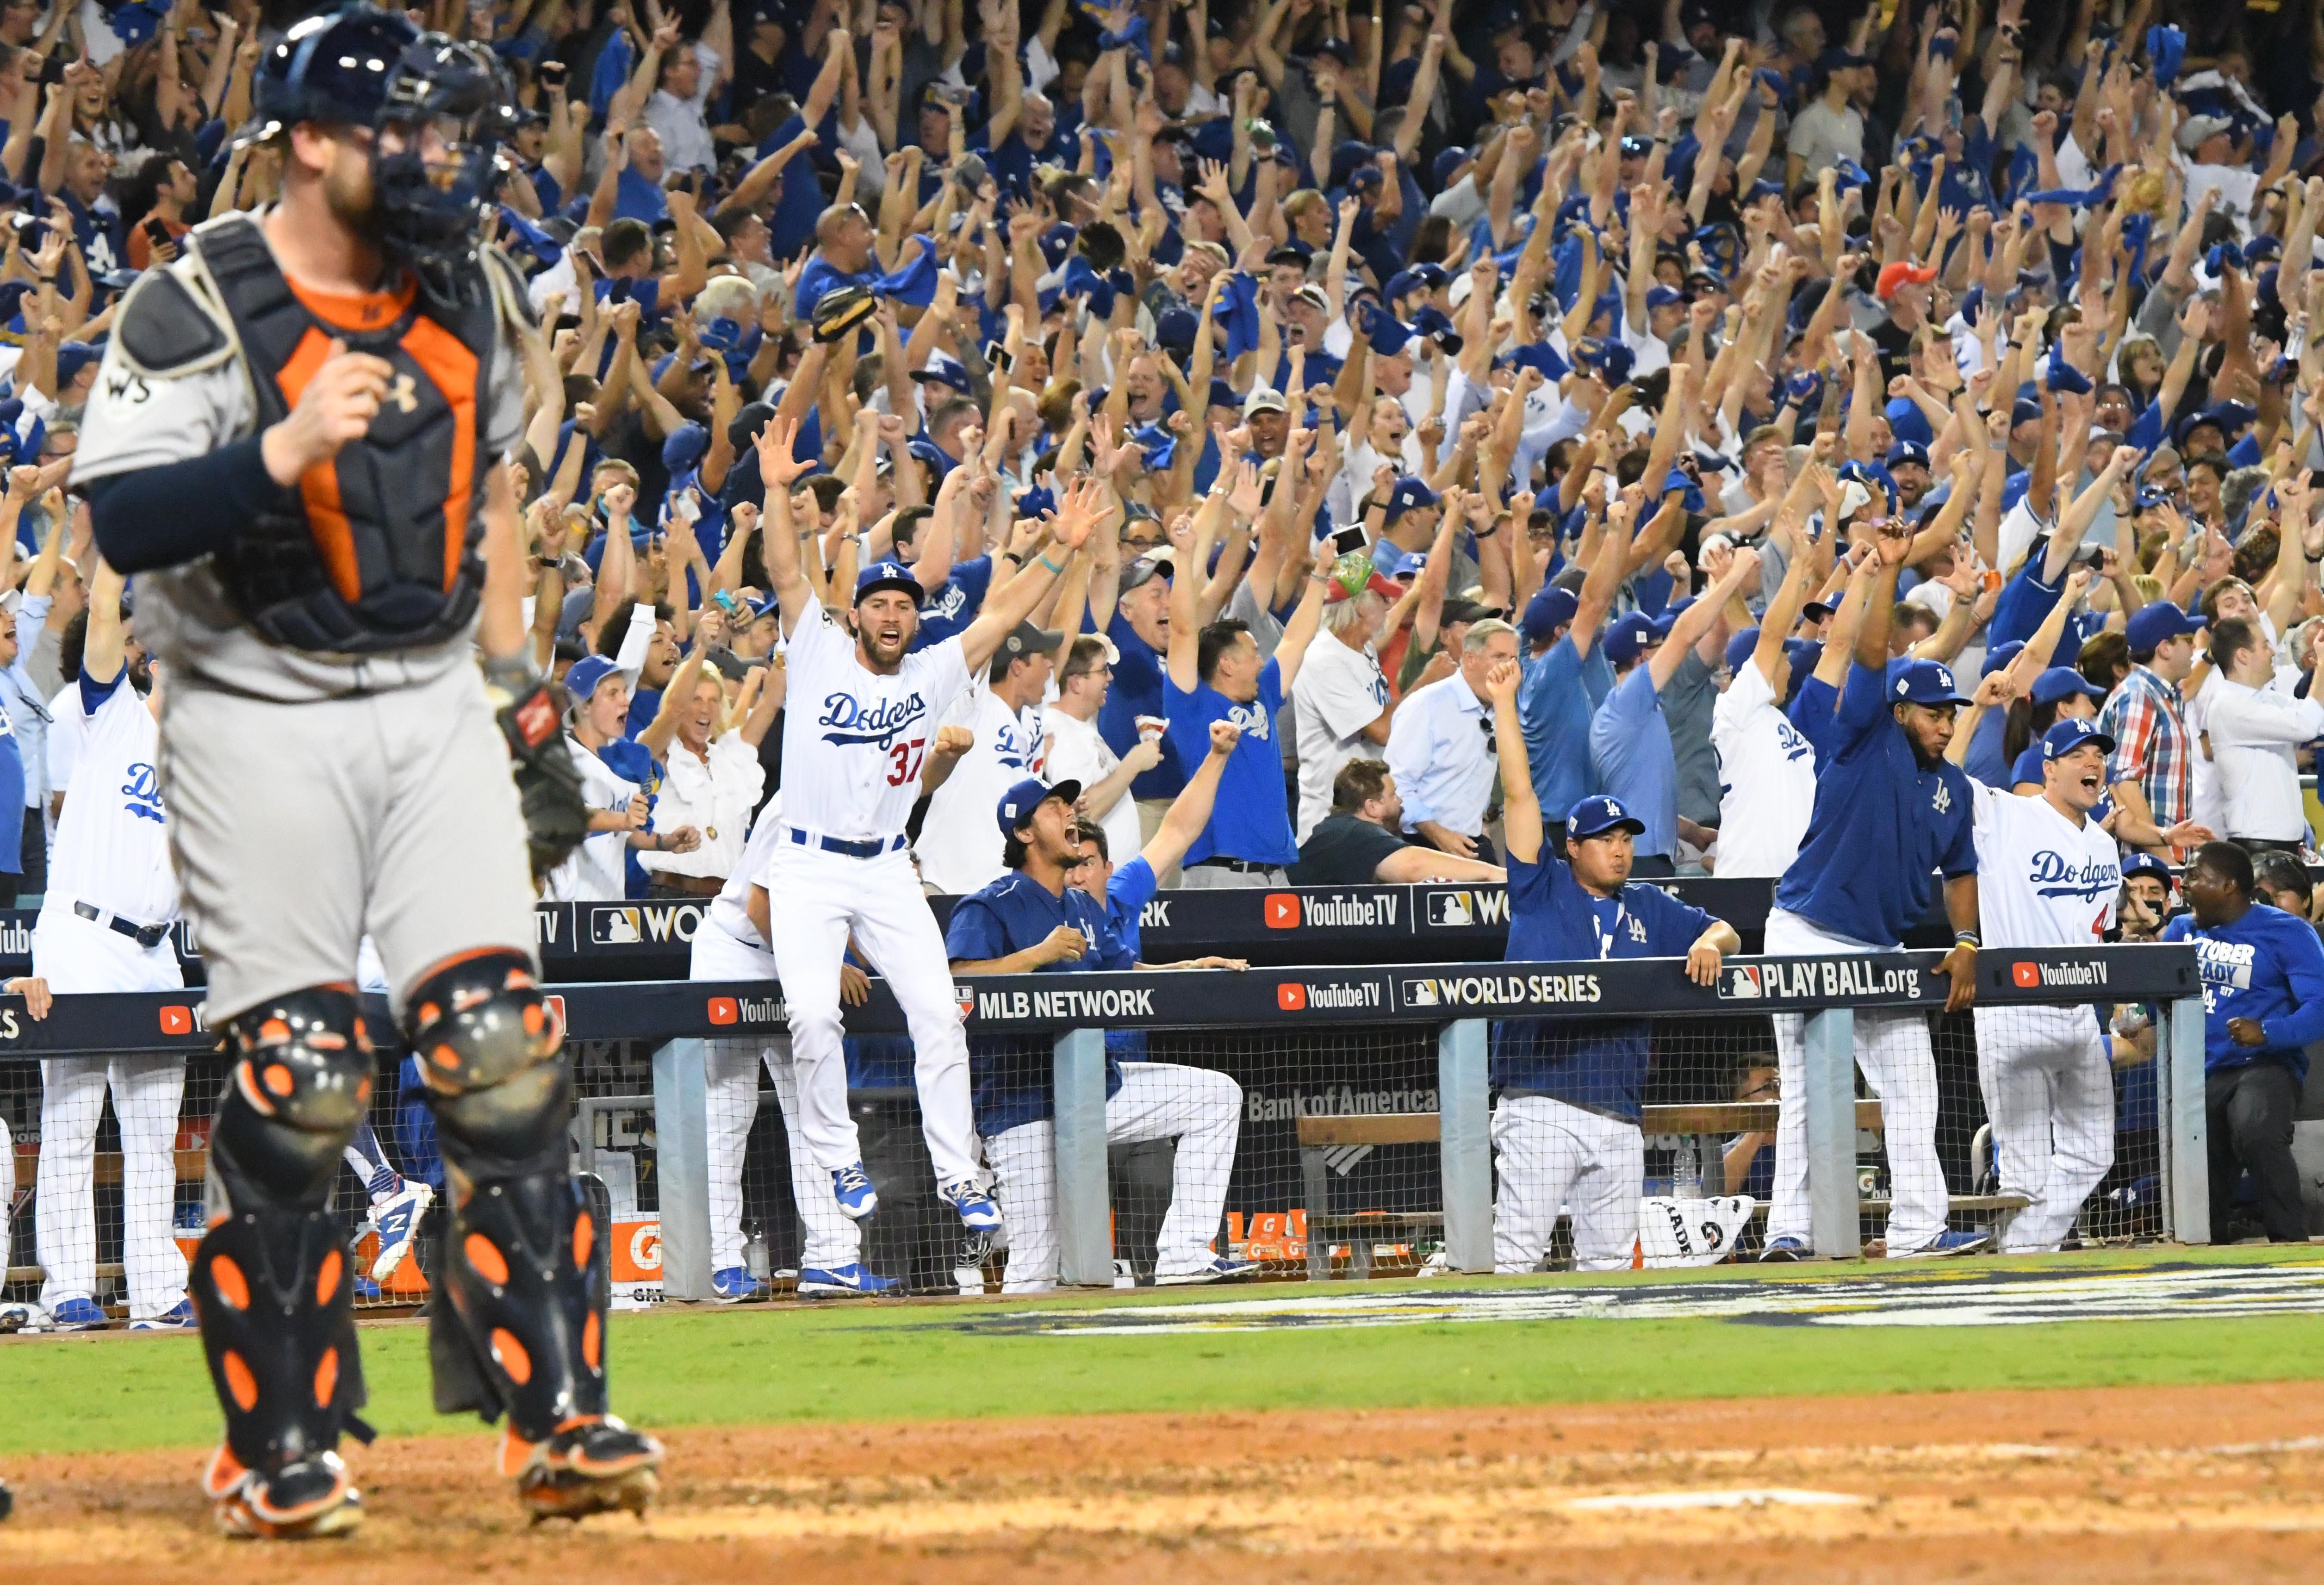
43;669;178;931
915;680;1046;895
778;599;970;842
1709;660;1817;878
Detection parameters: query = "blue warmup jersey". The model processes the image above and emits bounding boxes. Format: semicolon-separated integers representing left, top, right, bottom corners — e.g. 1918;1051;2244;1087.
1775;661;1977;947
1490;844;1715;1122
2163;905;2324;1080
945;870;1135;1135
1164;659;1294;867
1787;673;1840;759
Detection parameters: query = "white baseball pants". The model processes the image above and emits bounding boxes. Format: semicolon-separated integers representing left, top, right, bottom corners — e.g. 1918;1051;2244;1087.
764;842;981;1188
1763;908;1949;1256
1491;1094;1644;1272
32;910;188;1319
1972;1006;2114;1252
987;1061;1242;1293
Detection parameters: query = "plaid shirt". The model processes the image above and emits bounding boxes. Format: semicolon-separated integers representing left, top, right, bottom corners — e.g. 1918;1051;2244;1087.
2100;665;2191;832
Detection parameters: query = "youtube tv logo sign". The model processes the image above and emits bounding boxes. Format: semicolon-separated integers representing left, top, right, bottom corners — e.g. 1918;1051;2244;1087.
2011;963;2041;989
159;1005;195;1035
1265;893;1299;930
1276;982;1307;1011
707;996;739;1025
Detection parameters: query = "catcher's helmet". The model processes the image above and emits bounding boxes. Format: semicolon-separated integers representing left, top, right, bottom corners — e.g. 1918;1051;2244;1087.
245;6;514;297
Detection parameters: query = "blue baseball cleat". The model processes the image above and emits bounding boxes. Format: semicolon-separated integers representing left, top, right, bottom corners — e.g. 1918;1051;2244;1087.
1898;1229;1995;1258
797;1263;901;1298
1156;1256;1261;1287
37;1296;110;1331
831;1162;879;1222
711;1266;770;1302
1757;1234;1812;1262
369;1179;434;1281
937;1178;1003;1234
352;1274;384;1302
129;1298;197;1330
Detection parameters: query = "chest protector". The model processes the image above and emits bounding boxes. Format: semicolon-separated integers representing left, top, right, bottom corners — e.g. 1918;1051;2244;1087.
195;215;501;654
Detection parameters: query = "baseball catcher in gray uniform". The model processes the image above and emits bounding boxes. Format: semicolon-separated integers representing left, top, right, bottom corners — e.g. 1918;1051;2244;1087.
73;4;653;1537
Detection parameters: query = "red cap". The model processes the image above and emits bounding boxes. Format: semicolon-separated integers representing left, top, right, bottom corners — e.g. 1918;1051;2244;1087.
1877;261;1938;301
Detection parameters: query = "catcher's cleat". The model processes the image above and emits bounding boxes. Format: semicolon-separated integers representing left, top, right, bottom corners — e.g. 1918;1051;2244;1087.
208;1447;363;1540
503;1416;662;1522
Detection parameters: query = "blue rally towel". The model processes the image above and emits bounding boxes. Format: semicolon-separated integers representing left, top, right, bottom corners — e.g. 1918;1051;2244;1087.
876;234;939;307
1218;272;1261;361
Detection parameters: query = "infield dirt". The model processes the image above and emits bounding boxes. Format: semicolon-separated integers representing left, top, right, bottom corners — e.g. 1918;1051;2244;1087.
10;1380;2324;1581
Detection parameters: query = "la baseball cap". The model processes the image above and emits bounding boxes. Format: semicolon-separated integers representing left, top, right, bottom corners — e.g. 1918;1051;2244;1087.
1723;626;1762;674
1566;794;1647;839
2030;666;2107;706
1382;475;1440;520
2042;716;2116;760
2121;851;2171;884
1603;610;1672;667
1884;439;1931;470
1522;585;1578;641
2125;599;2205;654
854;559;924;607
1890;658;1970;707
563;654;623;704
995;776;1083;837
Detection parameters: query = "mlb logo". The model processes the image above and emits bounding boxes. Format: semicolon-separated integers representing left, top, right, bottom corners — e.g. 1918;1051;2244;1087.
955;984;976;1020
1277;983;1307;1011
1430;891;1475;927
1264;893;1299;929
593;908;643;945
159;1005;195;1035
1402;978;1440;1008
2012;962;2042;988
707;996;739;1026
1721;966;1762;1000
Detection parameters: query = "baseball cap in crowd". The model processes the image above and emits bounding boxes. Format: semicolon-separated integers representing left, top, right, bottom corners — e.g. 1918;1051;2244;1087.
1243;385;1289;416
1723;627;1762;674
1814;47;1870;75
1382;475;1440;520
1570;336;1634;384
1441;596;1503;628
1522;585;1578;641
1566;794;1647;839
1265;242;1312;269
2176;113;2234;154
1326;550;1401;603
997;622;1064;665
1120;555;1173;591
2125;600;2205;654
854;559;924;606
2122;851;2171;885
912;355;974;395
1603;611;1669;666
1890;658;1970;707
661;421;710;474
1877;260;1938;300
563;654;622;706
995;776;1083;837
1431;145;1472;189
1799;599;1835;624
1645;283;1685;311
1981;639;2025;678
2010;397;2045;429
2030;666;2107;706
2042;717;2116;760
1885;439;1931;470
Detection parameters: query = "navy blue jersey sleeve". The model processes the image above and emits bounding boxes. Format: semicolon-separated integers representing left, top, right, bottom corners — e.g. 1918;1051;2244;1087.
944;895;1013;962
1830;659;1892;752
1108;856;1158;920
1506;845;1559;910
1632;883;1715;954
78;660;129;715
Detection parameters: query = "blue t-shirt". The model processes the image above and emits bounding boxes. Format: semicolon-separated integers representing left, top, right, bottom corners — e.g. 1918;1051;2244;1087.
910;554;992;650
945;870;1134;1135
795;254;876;327
1491;843;1715;1120
1588;665;1678;858
0;701;23;875
1092;614;1186;800
1775;660;1978;947
611;166;668;224
2163;905;2324;1079
1520;634;1615;818
762;112;829;257
1962;703;2012;788
1164;659;1293;867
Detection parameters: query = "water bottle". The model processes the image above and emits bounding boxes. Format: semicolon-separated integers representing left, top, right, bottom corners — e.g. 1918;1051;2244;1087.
1672;1138;1701;1199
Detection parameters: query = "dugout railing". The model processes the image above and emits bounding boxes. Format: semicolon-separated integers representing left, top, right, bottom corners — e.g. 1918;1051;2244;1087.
0;943;2204;1310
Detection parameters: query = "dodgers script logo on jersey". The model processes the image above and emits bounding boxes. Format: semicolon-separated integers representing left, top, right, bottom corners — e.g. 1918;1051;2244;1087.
819;690;929;748
1225;699;1271;742
122;762;165;823
2028;849;2120;902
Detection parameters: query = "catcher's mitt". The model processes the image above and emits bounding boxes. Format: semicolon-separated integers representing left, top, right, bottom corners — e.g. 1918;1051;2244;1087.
487;663;589;882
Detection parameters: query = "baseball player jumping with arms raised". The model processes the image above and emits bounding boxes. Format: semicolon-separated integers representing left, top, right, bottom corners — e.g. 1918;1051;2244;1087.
754;416;1105;1241
1761;517;1986;1261
75;5;645;1535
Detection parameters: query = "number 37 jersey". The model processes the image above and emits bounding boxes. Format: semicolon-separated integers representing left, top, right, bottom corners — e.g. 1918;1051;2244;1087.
778;600;969;841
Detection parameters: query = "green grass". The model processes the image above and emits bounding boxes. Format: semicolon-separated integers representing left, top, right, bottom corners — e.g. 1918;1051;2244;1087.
11;1245;2324;1457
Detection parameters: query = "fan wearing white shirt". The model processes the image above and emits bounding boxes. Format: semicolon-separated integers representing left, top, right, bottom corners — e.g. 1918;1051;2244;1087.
640;661;781;896
914;622;1061;895
1711;503;1823;878
1386;618;1522;860
1042;635;1163;873
2203;616;2324;851
1291;561;1396;842
30;560;188;1330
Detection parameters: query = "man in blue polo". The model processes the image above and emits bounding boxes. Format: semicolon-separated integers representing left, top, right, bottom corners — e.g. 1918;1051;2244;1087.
1479;659;1741;1272
946;776;1253;1293
1762;519;1986;1262
1518;491;1626;853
